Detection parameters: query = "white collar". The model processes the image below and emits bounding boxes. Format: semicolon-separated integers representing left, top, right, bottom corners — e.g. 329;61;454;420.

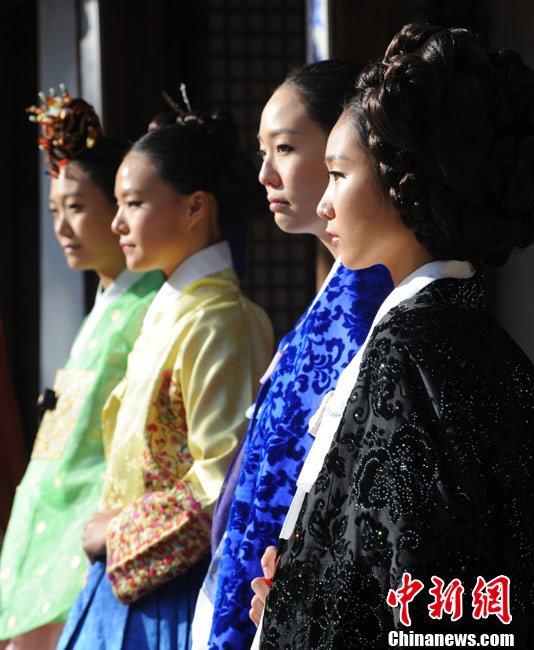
71;267;140;360
165;240;233;294
142;241;233;330
94;267;140;308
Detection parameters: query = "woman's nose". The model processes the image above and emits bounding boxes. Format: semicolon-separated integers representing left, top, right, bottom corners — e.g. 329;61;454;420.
54;210;74;237
111;207;128;235
258;156;281;188
317;194;334;221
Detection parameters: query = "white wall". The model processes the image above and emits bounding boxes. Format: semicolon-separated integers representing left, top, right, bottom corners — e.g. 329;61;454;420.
38;0;84;387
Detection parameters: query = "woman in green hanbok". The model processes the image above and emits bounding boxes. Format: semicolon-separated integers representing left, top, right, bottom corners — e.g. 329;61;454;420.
0;89;163;650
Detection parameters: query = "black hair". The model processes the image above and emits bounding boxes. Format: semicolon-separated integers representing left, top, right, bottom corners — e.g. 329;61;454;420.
347;23;534;268
131;110;264;230
74;137;130;204
147;112;177;131
281;59;363;134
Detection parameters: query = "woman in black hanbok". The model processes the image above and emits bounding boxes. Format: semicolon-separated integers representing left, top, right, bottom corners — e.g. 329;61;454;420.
252;23;534;649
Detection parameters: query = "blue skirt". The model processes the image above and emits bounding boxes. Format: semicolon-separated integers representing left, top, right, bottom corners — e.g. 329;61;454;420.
57;556;209;650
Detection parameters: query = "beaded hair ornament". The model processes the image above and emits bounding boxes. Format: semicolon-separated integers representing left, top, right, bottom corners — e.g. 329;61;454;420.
26;84;102;177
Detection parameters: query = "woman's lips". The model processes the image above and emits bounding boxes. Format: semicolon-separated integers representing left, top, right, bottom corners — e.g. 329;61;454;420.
267;198;289;212
63;243;80;253
325;230;339;244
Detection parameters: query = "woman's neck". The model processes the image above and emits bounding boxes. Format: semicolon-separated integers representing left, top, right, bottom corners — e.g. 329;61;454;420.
388;244;434;287
96;260;127;290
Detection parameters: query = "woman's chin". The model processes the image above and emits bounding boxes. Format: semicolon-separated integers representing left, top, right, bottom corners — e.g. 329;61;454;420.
126;260;150;273
273;212;317;237
64;254;92;272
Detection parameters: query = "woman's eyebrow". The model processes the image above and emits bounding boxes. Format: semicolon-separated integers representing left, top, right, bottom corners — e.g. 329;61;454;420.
256;128;300;140
325;153;351;163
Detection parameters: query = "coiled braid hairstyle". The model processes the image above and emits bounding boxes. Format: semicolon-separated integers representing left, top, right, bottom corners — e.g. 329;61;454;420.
347;23;534;267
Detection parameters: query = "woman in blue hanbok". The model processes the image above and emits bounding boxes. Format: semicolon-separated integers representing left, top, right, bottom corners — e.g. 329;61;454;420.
192;61;393;650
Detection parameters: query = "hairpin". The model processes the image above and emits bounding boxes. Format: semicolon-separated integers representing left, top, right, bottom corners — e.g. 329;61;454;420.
26;84;102;177
161;83;193;115
161;90;182;114
179;83;192;112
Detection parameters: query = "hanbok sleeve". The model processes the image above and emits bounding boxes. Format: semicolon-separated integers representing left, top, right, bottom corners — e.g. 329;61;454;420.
106;298;271;604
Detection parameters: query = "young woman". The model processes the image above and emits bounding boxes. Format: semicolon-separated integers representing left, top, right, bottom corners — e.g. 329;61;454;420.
196;62;393;650
57;110;273;650
0;91;163;650
254;24;534;648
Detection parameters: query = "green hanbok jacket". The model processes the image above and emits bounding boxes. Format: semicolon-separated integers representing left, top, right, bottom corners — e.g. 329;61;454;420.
0;269;163;638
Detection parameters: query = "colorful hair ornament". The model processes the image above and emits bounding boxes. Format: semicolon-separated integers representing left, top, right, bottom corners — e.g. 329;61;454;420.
26;84;102;177
161;83;193;115
179;83;192;112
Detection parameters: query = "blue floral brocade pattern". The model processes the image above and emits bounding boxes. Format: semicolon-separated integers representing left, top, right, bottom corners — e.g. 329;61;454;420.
209;263;393;649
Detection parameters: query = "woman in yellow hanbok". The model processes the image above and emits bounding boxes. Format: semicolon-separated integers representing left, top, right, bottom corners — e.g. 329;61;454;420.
58;109;273;650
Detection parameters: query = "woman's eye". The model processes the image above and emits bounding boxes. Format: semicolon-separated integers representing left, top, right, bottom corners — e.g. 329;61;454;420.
68;203;83;211
276;144;293;154
328;170;344;181
127;200;142;208
257;149;266;160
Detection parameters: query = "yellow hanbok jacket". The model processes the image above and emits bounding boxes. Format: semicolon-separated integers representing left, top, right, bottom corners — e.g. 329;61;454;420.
100;242;273;603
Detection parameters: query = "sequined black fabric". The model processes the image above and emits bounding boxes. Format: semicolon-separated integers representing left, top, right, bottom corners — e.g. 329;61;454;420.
260;277;534;649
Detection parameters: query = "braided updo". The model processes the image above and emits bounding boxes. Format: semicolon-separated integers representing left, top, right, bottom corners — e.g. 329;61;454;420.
348;23;534;267
131;110;264;230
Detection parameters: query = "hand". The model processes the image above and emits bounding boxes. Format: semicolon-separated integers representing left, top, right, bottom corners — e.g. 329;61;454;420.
82;508;122;563
249;545;278;627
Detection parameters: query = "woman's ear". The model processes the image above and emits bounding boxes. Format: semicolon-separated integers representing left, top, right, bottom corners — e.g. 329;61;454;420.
186;191;209;229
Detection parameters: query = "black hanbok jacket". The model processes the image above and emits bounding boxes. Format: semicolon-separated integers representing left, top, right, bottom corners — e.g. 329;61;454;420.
260;277;534;649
